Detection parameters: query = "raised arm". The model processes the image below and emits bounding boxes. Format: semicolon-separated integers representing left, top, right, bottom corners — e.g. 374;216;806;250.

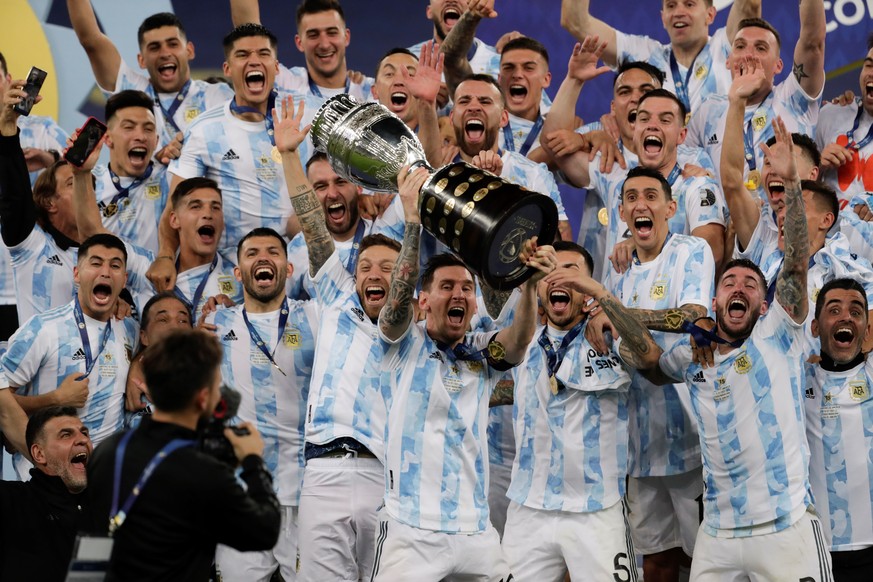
493;240;557;365
404;42;444;167
273;97;335;275
560;0;618;67
764;117;809;322
71;130;109;239
0;389;29;459
0;83;38;247
725;0;762;42
66;0;123;91
230;0;261;26
440;0;495;98
793;0;826;97
721;58;767;250
146;180;182;292
379;167;429;341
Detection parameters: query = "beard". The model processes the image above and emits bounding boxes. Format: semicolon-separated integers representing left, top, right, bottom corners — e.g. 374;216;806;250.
715;305;761;342
454;124;499;158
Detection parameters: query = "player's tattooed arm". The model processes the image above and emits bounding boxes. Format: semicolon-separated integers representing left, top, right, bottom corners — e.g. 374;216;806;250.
630;305;708;332
379;223;421;341
776;175;809;322
440;0;489;98
597;294;663;370
479;279;514;320
792;62;809;83
291;184;336;276
489;378;515;407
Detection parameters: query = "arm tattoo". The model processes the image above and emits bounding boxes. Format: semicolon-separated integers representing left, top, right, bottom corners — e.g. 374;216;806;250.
379;223;421;336
599;295;661;369
479;279;513;319
632;305;708;332
489;378;515;407
290;190;320;215
288;184;335;274
792;62;809;83
776;177;809;317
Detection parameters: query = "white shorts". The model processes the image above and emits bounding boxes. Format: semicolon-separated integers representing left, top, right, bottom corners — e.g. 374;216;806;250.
690;510;833;581
626;469;703;556
215;505;298;581
502;500;638;582
370;509;510;582
297;456;384;582
488;459;512;539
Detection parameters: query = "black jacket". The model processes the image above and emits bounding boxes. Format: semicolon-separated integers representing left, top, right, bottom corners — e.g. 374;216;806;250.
0;469;87;581
84;417;281;581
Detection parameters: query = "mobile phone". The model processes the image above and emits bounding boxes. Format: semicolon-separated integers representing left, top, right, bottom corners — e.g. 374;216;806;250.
64;117;108;167
12;67;48;116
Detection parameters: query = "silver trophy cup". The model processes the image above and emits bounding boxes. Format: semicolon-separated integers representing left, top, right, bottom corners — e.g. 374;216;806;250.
310;94;558;290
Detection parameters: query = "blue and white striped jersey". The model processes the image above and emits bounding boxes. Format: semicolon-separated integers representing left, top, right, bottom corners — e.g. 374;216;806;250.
2;300;137;445
815;101;873;210
659;301;812;537
17;114;69;185
107;60;234;147
92;163;170;254
173;251;242;323
8;226;78;323
608;234;714;477
805;355;873;551
380;324;500;533
502;151;568;222
209;301;318;506
508;323;630;512
615;28;732;117
168;102;293;252
306;251;387;459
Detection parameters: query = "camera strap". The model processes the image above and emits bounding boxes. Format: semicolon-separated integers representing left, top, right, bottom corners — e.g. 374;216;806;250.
108;430;194;535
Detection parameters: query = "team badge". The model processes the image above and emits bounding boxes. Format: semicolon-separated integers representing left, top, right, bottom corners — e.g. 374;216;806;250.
184;108;200;123
752;111;767;132
649;277;668;301
811;286;820;304
694;64;708;80
145;184;161;200
284;330;301;348
218;276;236;295
850;380;869;401
733;352;752;374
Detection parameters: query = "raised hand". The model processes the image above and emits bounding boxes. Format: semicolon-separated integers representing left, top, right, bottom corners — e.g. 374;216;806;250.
272;96;310;154
728;56;767;102
404;41;444;105
567;36;611;84
759;116;797;182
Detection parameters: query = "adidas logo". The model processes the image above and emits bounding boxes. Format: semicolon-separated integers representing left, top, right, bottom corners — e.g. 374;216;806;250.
72;348;86;361
222;149;240;161
707;133;718;145
223;330;238;341
692;370;705;383
351;307;365;321
429;351;444;363
805;386;815;399
45;254;63;266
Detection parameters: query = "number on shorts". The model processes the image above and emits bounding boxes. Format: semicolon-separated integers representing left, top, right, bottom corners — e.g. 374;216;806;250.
613;552;631;582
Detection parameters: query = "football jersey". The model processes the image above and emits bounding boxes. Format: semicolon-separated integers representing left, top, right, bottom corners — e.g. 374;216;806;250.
498;112;546;157
608;234;714;477
8;226;78;322
615;28;732;116
168;101;293;252
306;251;387;460
107;60;234;146
815;101;873;210
380;324;501;533
508;323;631;512
659;301;812;537
210;300;318;506
172;251;242;322
805;356;873;551
17;114;69;185
501;151;568;222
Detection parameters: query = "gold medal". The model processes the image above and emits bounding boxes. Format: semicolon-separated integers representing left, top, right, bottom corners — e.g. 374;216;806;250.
745;169;761;191
597;207;608;226
549;375;559;395
271;146;283;164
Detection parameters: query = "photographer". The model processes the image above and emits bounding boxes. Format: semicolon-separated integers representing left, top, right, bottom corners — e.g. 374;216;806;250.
83;328;280;581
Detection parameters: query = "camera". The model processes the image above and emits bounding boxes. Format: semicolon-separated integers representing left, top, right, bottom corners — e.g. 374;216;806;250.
198;385;249;466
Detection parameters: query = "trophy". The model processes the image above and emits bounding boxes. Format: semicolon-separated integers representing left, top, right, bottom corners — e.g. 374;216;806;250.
310;94;558;290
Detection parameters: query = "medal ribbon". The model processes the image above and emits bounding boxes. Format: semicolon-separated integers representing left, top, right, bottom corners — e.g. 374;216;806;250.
344;219;367;273
149;79;192;135
106;162;155;208
174;255;218;316
502;115;544;156
307;76;351;99
109;429;194;535
230;91;278;146
242;299;290;376
666;163;681;186
846;103;873;150
680;320;745;349
537;320;585;379
436;340;490;363
632;232;672;266
73;296;113;378
742;91;774;173
668;45;709;114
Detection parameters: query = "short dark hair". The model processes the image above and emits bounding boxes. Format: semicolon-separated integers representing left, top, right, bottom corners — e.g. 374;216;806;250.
736;18;782;50
141;291;191;330
305;151;330;173
621;166;672;202
764;133;821;169
26;406;79;452
553;240;594;275
0;51;7;77
500;37;549;66
142;329;223;412
171;177;221;209
105;90;154;123
421;253;468;291
455;73;505;106
137;12;187;47
614;60;666;88
237;227;288;261
78;233;128;266
222;23;278;58
375;47;418;78
801;179;839;224
358;233;401;256
720;258;767;291
638;88;687;127
815;278;869;319
296;0;346;28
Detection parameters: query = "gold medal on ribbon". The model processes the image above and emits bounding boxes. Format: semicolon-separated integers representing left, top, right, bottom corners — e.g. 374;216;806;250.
549;375;559;395
271;146;283;164
745;169;761;191
598;207;609;226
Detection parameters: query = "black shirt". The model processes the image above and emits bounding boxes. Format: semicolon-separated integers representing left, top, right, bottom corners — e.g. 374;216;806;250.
84;417;280;581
